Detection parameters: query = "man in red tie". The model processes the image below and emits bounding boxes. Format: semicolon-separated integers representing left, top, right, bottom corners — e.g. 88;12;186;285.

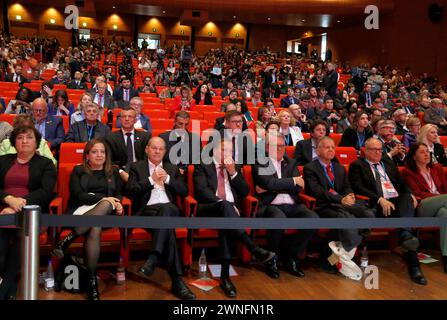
303;137;374;280
194;139;275;298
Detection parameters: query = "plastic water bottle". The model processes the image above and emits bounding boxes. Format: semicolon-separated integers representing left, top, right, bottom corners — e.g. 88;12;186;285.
116;256;126;285
44;260;55;291
360;246;369;271
198;249;207;278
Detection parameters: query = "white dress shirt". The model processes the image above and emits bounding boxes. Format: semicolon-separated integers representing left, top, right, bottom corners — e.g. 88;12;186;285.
213;159;237;203
147;161;171;206
270;157;295;205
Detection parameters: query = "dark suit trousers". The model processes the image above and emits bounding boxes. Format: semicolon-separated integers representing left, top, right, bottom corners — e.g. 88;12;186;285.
197;200;250;260
374;191;417;242
0;229;20;300
140;203;182;277
260;204;318;258
317;204;374;252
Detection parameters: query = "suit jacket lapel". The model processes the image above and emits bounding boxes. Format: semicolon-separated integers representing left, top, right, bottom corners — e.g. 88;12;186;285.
207;164;218;192
80;121;88;141
362;159;377;192
305;140;313;163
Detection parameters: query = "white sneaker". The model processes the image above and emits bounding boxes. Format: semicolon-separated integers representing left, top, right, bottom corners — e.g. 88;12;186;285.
328;242;362;281
338;254;363;281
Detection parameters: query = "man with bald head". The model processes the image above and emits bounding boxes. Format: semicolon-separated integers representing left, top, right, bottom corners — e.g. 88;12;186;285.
349;137;427;285
125;137;196;300
31;98;65;150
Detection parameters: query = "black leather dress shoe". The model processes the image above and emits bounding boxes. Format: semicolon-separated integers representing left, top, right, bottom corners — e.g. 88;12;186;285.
288;258;305;277
253;247;276;264
220;278;237;298
138;259;156;279
443;256;447;274
171;278;196;300
409;267;427;285
265;256;280;279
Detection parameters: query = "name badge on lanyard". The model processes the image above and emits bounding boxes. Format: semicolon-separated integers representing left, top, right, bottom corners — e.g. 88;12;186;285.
377;162;399;199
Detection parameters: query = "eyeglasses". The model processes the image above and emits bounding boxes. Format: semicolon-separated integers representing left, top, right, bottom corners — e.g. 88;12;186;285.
33;109;45;113
366;148;383;152
230;120;243;124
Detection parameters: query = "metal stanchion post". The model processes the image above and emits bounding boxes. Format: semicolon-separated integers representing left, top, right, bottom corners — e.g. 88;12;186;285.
21;205;41;300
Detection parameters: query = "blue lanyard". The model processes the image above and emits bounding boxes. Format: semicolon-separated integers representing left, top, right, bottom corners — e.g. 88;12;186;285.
320;161;335;189
87;125;95;141
357;132;365;148
284;132;291;146
373;161;388;181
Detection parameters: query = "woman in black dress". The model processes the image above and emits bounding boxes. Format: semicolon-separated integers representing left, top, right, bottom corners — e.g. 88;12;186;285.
51;138;123;300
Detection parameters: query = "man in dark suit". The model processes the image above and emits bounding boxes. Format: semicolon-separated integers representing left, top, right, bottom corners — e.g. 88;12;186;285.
159;111;201;175
67;71;88;90
209;110;254;165
376;120;406;166
50;69;68;85
116;97;152;133
194;139;275;297
105;108;150;183
214;104;248;131
5;65;30;84
65;102;111;142
253;132;318;279
294;119;328;165
393;109;409;136
304;137;374;280
31;98;65;151
88;81;116;110
280;87;300;108
323;63;338;99
349;137;427;285
125;137;196;300
358;83;375;109
113;76;139;109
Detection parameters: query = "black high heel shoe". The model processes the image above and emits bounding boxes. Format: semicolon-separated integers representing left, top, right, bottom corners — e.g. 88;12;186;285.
87;273;100;301
51;232;78;259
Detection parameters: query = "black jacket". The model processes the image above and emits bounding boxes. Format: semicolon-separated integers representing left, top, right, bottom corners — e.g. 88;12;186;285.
339;127;373;150
67;165;123;214
303;159;352;210
65;120;111;142
105;130;151;170
348;157;410;206
0;154;56;211
193;163;248;205
252;156;302;206
125;160;187;215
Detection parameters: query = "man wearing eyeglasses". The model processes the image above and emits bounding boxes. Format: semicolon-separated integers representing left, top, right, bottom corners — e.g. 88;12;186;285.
253;131;318;279
376;120;406;165
209;110;254;165
31;98;65;151
349;137;426;285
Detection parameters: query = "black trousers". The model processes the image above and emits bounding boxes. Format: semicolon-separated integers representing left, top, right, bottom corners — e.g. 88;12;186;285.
374;191;417;242
259;203;318;258
197;200;249;260
317;203;375;252
0;228;20;300
140;203;183;278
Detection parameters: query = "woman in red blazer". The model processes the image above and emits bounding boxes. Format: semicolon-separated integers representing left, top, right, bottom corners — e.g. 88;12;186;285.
170;85;195;118
403;142;447;273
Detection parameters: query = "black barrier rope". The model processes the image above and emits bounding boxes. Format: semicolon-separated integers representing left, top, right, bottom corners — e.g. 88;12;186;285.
1;214;447;229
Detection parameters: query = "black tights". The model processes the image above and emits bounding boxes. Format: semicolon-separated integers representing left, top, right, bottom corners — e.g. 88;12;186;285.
72;200;114;273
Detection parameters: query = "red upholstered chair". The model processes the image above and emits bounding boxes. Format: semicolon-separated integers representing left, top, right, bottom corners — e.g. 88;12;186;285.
335;147;358;165
59;142;86;165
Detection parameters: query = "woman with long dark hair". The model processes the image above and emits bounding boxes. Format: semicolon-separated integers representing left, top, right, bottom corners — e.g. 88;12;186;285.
48;89;76;118
51;139;123;300
192;83;213;105
339;110;373;150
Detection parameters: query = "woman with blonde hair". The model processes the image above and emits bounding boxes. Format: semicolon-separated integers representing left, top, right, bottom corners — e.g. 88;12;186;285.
70;92;94;124
417;124;447;166
277;109;304;146
402;116;421;148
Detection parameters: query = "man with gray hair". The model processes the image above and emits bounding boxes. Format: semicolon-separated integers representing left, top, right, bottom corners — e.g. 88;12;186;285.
31;97;65;150
304;136;374;280
253;131;318;279
349;137;426;285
